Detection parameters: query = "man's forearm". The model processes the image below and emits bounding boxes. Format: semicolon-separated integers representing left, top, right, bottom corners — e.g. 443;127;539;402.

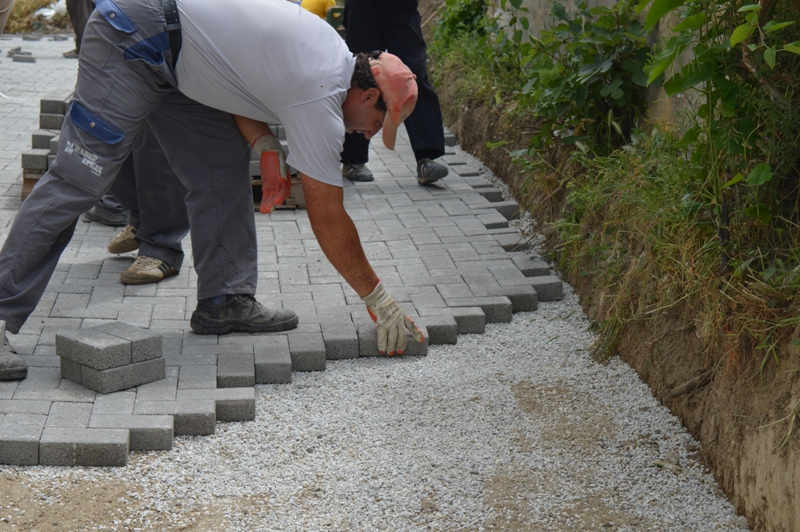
301;174;379;297
233;115;273;145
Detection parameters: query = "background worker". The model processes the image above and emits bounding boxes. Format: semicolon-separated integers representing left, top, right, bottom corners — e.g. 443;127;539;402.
106;124;191;285
63;0;94;58
0;0;13;34
340;0;449;186
0;0;423;381
300;0;335;19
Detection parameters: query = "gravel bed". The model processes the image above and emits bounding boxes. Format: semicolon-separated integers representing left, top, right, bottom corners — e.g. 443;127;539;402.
8;285;749;531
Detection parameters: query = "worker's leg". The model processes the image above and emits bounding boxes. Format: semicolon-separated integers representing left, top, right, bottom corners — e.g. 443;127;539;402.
340;0;385;169
126;123;189;273
0;0;14;34
145;93;256;300
382;0;445;162
0;1;175;334
146;94;298;334
65;0;95;54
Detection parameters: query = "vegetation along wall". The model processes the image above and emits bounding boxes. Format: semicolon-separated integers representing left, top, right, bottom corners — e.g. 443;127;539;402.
426;0;800;530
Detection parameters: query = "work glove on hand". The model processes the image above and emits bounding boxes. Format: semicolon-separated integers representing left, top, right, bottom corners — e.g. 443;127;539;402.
253;134;291;214
361;281;425;356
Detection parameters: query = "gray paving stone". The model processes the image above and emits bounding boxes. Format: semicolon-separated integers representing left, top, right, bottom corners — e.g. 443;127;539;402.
92;322;162;363
45;401;92;428
527;275;564;301
0;413;47;465
135;377;178;402
0;381;16;400
476;211;509;229
56;329;131;370
217;352;255;388
92;391;136;415
321;322;359;360
82;357;166;395
11;388;95;403
0;400;52;415
134;400;216;436
89;414;173;451
509;252;550;277
39;427;129;467
418;307;485;334
477;188;504;203
420;315;458;345
31;129;57;149
288;332;326;372
178;364;217;390
177;388;255;422
489;200;521;220
493;232;531;252
446;296;513;323
40;97;67;115
255;339;292;384
12;54;36;63
39;113;65;129
60;357;82;383
21;148;50;170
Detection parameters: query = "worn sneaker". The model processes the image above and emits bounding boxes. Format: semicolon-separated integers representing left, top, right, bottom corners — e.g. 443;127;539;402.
190;295;299;335
120;256;177;285
342;163;374;182
108;224;139;254
62;48;79;59
416;158;449;185
0;334;26;381
82;206;129;227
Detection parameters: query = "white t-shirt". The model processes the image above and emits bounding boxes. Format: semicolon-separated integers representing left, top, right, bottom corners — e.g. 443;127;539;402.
175;0;354;186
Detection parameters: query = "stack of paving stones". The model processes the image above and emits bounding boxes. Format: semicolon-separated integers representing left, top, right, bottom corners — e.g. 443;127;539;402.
20;90;71;200
56;322;166;394
5;99;563;466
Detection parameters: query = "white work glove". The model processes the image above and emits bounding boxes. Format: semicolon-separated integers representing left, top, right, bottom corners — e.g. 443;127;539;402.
253;134;291;214
361;281;425;356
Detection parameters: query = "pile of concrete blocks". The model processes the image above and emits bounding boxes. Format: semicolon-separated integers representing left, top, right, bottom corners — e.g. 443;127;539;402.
56;322;165;394
20;90;71;200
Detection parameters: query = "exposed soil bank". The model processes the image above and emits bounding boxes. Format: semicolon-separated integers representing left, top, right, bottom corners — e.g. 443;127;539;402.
437;85;800;532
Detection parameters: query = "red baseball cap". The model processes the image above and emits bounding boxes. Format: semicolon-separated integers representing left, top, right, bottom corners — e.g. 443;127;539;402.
370;53;418;150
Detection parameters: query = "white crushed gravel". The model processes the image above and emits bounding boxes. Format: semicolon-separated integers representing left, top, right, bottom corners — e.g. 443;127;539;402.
11;285;749;531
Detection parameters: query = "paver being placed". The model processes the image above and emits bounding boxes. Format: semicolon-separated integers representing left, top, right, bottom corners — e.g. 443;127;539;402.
0;35;563;467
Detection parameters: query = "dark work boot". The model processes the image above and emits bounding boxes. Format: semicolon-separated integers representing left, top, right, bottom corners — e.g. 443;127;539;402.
0;334;27;381
190;295;299;335
417;158;449;185
341;163;374;182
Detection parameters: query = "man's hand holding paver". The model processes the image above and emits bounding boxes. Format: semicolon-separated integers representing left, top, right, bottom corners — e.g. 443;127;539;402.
362;282;425;356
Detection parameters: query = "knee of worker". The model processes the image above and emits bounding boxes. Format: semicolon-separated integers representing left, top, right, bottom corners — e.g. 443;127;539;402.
50;102;133;197
18;172;101;235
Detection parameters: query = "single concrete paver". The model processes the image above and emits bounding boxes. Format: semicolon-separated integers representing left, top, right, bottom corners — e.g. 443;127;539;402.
0;35;561;466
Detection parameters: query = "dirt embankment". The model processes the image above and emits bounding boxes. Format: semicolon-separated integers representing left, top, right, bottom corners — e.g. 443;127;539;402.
434;66;800;532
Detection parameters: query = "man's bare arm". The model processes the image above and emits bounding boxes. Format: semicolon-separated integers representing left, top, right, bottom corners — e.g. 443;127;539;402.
233;115;272;145
300;173;379;297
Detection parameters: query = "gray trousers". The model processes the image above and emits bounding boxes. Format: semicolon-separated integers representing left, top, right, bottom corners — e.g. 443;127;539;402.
110;124;190;272
0;0;256;334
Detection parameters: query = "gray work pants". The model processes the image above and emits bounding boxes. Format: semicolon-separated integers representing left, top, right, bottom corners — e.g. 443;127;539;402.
0;0;256;334
109;124;190;272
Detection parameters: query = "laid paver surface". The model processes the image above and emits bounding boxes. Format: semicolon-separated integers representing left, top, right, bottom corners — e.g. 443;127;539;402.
0;35;559;466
